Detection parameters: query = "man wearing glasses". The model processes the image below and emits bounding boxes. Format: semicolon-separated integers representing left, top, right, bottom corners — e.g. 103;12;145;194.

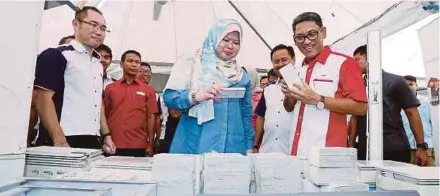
34;6;115;153
281;12;367;157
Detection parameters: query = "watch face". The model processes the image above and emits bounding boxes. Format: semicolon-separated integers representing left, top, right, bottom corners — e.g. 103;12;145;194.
317;102;325;109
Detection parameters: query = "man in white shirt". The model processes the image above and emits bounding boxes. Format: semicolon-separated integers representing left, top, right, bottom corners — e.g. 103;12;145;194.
34;6;115;153
253;44;296;154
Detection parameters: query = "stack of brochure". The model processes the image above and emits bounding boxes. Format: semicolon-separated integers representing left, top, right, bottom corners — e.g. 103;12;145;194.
202;153;251;195
306;147;360;186
152;154;201;196
253;153;302;194
24;146;103;178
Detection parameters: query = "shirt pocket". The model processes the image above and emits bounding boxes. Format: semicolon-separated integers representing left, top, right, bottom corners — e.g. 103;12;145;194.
312;78;337;97
132;93;147;111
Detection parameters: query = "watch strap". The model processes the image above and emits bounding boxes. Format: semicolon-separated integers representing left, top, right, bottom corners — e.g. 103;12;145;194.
101;132;111;140
320;95;325;103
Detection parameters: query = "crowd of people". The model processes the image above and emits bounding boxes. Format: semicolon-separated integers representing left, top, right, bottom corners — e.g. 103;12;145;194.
28;6;437;166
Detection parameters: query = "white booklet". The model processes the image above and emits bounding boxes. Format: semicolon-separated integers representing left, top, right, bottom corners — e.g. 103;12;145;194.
278;64;303;88
215;87;246;99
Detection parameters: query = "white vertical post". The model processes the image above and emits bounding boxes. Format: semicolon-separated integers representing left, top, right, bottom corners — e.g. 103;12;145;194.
367;31;383;161
0;1;44;154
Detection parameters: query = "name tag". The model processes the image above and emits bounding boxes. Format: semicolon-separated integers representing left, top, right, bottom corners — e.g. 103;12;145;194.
136;91;145;96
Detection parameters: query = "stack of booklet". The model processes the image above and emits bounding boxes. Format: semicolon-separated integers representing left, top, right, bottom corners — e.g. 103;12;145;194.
24;146;103;178
152;154;201;196
306;147;361;188
93;156;153;171
253;153;302;194
202;153;251;195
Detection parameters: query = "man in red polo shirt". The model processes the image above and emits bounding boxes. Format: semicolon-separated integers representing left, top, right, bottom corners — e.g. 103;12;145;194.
104;50;157;157
282;12;368;157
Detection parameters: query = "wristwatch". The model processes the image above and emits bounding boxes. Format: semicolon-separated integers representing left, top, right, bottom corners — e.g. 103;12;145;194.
316;95;325;110
416;142;428;150
101;132;111;140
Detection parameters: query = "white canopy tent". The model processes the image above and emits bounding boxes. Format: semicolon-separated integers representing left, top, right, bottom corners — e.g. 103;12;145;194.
39;0;402;71
0;0;438;159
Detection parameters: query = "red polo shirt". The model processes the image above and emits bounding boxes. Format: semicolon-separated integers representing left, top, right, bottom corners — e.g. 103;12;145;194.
290;46;367;156
104;78;158;149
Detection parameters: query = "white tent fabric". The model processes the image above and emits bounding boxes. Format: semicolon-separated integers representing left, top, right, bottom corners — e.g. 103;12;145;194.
381;14;438;79
331;1;434;55
418;18;439;166
418;18;439;80
38;0;399;70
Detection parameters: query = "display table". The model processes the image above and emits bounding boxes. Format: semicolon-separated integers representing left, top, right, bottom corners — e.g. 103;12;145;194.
200;190;420;196
0;178;157;196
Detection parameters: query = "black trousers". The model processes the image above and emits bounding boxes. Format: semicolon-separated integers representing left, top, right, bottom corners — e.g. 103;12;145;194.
113;148;147;157
36;135;101;149
357;150;411;163
65;135;101;149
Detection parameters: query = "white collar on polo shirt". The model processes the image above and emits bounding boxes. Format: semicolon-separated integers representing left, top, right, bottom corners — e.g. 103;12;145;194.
70;39;101;60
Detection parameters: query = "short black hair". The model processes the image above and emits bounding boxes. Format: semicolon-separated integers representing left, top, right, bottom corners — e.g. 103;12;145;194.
404;75;417;83
75;6;103;21
292;12;323;33
270;44;295;61
260;76;268;83
140;62;151;69
121;50;141;62
58;35;75;45
353;45;367;56
96;44;112;58
267;69;277;77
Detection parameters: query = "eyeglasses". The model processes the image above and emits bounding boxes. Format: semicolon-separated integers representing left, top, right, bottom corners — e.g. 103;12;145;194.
79;20;111;34
293;29;320;44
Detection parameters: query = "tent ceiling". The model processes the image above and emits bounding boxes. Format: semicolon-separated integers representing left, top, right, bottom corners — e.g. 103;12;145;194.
40;0;401;69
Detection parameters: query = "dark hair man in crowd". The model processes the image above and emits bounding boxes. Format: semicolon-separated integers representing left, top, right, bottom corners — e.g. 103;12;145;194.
138;62;163;152
33;6;115;153
267;69;278;84
104;50;158;156
254;44;296;154
349;45;428;165
96;44;114;89
401;75;435;166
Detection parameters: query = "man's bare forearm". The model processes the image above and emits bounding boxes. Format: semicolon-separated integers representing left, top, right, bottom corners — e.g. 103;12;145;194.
147;114;155;144
34;90;66;144
154;114;161;140
348;116;358;147
283;96;297;112
405;108;425;144
254;116;264;147
100;104;110;135
324;97;367;116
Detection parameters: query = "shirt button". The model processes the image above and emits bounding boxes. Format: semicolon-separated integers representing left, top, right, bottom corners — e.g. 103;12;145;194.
278;111;280;114
275;138;278;140
95;105;97;107
95;90;97;93
299;116;302;119
276;125;279;127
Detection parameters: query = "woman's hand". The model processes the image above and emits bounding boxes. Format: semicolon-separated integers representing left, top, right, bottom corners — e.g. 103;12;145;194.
194;83;224;102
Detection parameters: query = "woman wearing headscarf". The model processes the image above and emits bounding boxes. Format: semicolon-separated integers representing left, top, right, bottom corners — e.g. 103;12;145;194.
163;19;254;155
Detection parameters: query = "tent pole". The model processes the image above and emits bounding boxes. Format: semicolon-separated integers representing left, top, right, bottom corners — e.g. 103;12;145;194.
227;0;272;50
367;31;383;161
